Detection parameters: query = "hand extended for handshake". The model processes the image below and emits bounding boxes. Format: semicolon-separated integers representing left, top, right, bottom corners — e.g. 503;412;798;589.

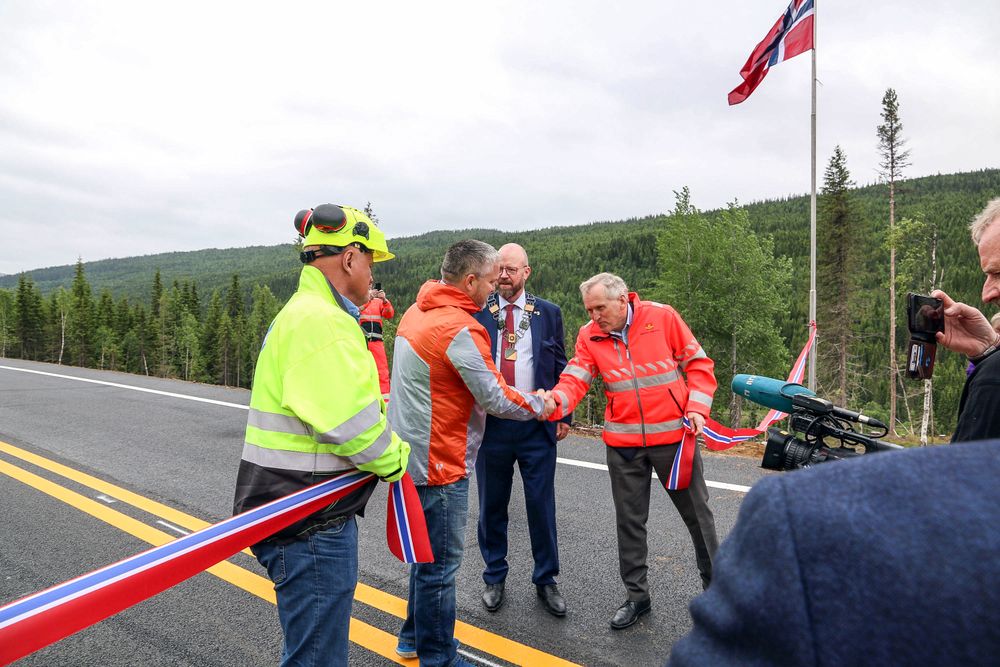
533;389;557;420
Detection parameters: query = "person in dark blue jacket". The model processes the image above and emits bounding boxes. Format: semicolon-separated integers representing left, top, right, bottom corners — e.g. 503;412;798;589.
473;243;572;617
668;440;1000;666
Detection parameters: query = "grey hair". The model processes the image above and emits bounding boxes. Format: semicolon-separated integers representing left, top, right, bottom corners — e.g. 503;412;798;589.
970;197;1000;245
441;239;499;283
580;272;628;299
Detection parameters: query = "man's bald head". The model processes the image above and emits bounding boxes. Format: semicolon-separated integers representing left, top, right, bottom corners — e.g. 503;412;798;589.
497;243;532;301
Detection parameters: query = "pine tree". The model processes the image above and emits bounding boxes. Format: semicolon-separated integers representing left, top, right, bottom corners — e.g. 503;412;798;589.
817;146;857;405
151;270;163;318
877;88;911;436
201;290;223;382
14;274;44;360
66;259;95;367
0;289;15;358
224;275;247;386
248;284;281;382
95;289;117;369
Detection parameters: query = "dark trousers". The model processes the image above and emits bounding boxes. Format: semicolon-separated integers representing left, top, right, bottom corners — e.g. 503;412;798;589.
475;419;559;586
607;443;717;600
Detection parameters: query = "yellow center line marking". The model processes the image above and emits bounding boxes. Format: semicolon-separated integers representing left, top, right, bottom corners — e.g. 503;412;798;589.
0;441;580;666
0;457;408;665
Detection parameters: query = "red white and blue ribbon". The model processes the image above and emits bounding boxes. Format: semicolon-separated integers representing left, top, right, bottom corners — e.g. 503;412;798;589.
666;425;699;491
0;471;431;666
664;323;817;490
387;472;433;563
703;321;817;452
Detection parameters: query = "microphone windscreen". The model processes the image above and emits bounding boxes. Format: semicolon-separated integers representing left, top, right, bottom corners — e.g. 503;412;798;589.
731;374;815;413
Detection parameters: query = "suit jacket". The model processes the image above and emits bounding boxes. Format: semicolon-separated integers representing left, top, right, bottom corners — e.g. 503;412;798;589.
474;294;570;445
668;440;1000;667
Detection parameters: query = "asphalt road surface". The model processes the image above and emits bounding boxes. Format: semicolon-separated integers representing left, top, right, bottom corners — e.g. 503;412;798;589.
0;359;774;666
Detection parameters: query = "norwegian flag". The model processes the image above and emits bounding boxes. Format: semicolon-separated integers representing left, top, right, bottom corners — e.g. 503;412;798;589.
729;0;815;105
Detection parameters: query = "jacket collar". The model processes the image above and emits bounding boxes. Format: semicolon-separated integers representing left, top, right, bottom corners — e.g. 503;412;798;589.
415;279;482;315
298;265;360;320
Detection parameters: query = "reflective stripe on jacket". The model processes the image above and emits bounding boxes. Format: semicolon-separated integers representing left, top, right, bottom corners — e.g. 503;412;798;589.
550;293;716;447
233;266;409;539
388;280;544;486
360;297;394;339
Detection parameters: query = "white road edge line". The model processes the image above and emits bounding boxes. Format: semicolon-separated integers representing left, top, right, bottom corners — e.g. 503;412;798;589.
456;648;505;667
156;520;190;535
0;365;248;410
557;457;751;493
1;364;752;494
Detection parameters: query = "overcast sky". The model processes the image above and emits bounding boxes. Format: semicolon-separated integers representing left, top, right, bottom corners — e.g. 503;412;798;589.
1;0;997;275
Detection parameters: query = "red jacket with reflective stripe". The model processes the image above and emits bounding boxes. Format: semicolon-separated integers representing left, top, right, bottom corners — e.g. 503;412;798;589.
550;293;717;447
360;297;394;337
361;297;394;322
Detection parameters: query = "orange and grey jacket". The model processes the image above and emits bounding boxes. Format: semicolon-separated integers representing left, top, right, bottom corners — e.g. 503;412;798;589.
388;280;545;486
550;293;716;447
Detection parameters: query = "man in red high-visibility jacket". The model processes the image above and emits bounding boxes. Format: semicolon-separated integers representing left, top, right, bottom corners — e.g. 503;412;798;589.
361;282;394;402
547;272;719;631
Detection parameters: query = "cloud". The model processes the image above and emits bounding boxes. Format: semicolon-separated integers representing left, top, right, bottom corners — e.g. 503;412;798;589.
1;0;997;274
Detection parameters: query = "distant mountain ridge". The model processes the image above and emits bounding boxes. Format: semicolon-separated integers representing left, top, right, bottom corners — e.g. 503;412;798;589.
3;168;998;317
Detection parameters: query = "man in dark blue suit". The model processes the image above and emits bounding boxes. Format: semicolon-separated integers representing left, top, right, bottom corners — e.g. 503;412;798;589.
668;440;1000;666
473;243;571;617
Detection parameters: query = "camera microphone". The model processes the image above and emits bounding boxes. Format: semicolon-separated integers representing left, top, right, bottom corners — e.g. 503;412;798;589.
731;374;887;430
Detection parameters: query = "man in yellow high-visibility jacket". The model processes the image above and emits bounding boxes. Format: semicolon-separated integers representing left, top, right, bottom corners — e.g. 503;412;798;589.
233;203;410;667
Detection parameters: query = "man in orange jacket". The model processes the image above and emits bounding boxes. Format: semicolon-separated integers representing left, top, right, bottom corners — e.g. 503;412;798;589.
388;239;554;666
547;272;719;630
360;281;394;402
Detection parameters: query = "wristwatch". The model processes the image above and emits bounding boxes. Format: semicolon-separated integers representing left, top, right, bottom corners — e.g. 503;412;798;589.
969;333;1000;364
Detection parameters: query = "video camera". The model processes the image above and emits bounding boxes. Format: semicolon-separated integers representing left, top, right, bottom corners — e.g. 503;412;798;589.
732;374;903;471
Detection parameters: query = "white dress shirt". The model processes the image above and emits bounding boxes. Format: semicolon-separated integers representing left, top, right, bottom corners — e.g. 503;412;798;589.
495;291;536;393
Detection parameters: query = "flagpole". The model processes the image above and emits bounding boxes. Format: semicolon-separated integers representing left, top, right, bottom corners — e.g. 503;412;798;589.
807;0;818;391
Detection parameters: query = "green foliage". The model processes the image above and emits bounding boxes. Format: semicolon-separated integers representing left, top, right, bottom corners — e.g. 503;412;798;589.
2;168;998;437
817;146;858;405
654;192;791;426
15;273;44;360
877;88;911;182
0;288;15;358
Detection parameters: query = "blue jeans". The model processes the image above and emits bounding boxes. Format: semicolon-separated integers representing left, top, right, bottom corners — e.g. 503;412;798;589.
398;477;470;667
253;517;358;667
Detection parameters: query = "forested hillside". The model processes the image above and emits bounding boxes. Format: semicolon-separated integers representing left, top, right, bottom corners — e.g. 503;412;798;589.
2;168;997;438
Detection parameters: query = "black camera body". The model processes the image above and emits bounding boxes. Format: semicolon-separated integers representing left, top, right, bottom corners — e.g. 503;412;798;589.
761;395;902;471
906;293;944;380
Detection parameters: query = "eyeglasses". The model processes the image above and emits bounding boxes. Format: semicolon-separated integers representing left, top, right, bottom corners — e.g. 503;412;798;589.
498;266;524;276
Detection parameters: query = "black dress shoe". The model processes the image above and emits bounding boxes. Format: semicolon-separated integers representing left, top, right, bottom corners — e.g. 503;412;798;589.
482;582;505;612
610;598;651;629
536;584;567;617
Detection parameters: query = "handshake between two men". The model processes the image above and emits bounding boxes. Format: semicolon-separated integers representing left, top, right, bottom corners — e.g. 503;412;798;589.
529;388;708;438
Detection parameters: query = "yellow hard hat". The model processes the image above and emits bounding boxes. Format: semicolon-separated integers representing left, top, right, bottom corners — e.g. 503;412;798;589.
294;204;394;262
